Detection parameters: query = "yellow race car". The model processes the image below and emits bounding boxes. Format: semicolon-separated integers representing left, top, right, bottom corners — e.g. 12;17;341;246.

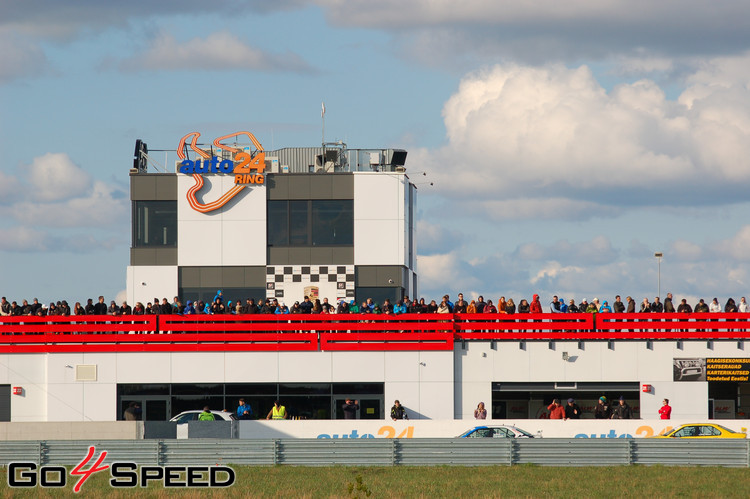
655;423;746;439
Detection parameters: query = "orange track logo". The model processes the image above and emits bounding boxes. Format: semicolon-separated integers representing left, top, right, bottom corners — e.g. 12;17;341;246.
177;131;266;213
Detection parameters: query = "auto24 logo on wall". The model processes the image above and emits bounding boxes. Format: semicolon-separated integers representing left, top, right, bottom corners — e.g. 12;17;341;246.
7;446;235;492
177;131;266;214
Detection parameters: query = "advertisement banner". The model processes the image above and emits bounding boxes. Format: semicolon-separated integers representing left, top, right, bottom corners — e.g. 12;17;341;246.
236;419;749;440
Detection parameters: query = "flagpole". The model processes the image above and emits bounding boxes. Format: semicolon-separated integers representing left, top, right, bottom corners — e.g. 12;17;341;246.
321;101;326;171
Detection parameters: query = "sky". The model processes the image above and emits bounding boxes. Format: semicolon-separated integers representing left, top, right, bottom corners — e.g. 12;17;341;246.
2;1;750;307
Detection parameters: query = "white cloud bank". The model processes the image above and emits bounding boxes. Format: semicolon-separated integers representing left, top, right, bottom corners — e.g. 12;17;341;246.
417;54;750;218
417;227;750;306
0;153;128;252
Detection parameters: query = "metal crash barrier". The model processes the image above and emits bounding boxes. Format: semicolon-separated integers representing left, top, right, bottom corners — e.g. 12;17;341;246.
0;439;748;467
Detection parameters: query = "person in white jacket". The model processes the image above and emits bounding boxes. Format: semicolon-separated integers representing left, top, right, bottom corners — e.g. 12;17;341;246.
709;298;722;313
739;297;750;313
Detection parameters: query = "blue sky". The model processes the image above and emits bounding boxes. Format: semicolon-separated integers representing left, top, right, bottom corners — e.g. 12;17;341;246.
2;1;750;307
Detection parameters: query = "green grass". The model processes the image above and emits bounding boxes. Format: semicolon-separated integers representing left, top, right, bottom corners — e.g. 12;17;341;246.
2;465;749;498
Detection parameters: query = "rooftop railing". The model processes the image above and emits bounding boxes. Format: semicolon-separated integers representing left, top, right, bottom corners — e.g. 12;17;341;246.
0;313;747;353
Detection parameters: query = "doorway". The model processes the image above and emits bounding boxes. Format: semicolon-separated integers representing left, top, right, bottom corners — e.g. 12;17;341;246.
333;396;383;420
119;396;170;421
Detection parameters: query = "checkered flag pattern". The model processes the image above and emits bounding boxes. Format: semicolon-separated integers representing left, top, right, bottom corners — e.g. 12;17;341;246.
266;265;355;300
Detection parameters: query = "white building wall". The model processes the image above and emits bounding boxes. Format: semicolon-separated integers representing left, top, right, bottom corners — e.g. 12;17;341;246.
126;265;178;307
176;174;266;267
354;173;408;266
6;349;454;421
455;340;749;420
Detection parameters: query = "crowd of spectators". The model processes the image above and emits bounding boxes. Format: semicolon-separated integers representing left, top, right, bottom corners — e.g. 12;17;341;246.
2;291;749;318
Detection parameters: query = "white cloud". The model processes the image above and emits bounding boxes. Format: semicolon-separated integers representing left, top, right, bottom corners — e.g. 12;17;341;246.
419;58;750;219
11;180;128;228
118;31;312;73
27;153;92;202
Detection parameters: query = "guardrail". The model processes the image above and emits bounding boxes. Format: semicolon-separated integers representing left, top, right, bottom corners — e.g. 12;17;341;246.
0;313;748;353
0;439;747;467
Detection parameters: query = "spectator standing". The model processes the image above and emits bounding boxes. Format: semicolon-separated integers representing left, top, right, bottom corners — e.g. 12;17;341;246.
0;297;10;316
594;396;611;419
613;295;625;314
475;296;486;313
626;296;636;313
474;402;487;420
266;400;288;420
564;398;581;420
709;298;721;313
695;299;709;313
664;293;675;313
517;299;530;313
725;298;738;313
93;296;107;315
505;298;516;315
677;299;692;313
390;400;409;420
530;294;542;313
612;396;633;419
237;398;253;420
549;296;561;313
658;399;672;420
342;399;359;420
739;297;750;313
547;399;565;419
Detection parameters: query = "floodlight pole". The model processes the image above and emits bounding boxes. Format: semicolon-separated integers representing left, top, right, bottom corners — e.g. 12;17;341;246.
654;252;663;298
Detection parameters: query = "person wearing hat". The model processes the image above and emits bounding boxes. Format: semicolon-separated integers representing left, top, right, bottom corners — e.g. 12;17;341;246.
564;398;581;420
594;396;611;419
599;301;612;313
611;396;633;419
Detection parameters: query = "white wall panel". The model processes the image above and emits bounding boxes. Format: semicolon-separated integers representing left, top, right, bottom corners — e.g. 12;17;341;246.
46;384;83;422
221;220;266;265
384;352;420;382
116;353;172;383
331;352;384;382
127;266;178;307
178;220;222;266
353;173;402;221
354;219;400;265
82;384;117;421
280;352;333;382
225;352;280;382
171;353;226;382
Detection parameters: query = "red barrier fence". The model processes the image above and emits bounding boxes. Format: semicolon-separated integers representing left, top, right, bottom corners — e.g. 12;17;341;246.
0;313;748;353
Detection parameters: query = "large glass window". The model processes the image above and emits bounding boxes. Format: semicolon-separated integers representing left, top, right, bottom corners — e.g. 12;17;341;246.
117;382;383;420
267;200;353;247
312;200;353;245
133;201;177;247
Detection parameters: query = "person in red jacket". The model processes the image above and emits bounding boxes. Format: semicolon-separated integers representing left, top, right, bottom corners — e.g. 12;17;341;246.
530;294;543;314
658;399;672;419
547;399;565;419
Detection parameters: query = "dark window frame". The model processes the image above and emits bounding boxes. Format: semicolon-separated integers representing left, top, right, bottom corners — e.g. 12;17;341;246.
133;200;177;248
267;200;353;247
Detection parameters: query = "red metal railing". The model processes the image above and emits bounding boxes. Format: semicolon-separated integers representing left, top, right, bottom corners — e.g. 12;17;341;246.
0;313;748;353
